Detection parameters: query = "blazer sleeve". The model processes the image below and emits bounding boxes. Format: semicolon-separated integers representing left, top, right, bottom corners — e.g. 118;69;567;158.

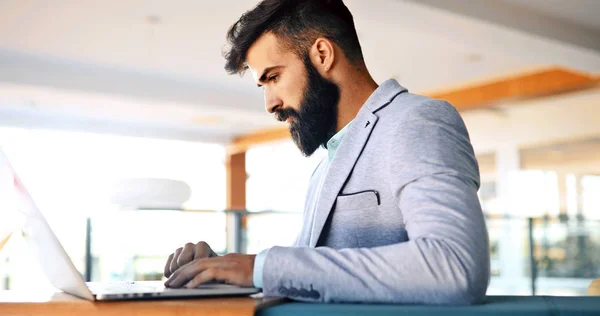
261;100;490;304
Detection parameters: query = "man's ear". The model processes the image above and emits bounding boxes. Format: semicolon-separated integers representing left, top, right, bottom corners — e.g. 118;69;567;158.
308;37;335;73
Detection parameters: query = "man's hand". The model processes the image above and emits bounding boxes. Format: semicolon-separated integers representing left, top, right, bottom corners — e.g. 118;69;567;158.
164;241;218;278
164;253;256;288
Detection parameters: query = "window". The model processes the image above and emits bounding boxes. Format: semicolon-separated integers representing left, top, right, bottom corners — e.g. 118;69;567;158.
0;127;226;288
244;140;326;253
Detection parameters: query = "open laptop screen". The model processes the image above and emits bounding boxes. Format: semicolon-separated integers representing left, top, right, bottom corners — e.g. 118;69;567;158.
0;147;94;300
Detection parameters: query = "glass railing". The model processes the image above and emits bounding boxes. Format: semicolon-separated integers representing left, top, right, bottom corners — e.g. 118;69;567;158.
242;212;600;296
2;210;598;296
486;215;600;295
530;216;600;295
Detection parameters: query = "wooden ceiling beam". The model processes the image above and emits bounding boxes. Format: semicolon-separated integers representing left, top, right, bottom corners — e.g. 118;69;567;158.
427;67;599;112
227;127;290;155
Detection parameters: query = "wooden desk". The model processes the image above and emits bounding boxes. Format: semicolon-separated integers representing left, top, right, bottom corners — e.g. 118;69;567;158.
0;290;283;316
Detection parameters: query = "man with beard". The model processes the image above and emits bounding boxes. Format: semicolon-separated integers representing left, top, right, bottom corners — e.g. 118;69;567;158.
163;0;490;305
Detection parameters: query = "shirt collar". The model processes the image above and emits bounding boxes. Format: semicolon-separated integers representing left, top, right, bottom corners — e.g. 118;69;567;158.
326;120;353;162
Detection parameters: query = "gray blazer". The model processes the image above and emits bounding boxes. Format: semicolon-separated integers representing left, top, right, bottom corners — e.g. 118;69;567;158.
261;79;490;304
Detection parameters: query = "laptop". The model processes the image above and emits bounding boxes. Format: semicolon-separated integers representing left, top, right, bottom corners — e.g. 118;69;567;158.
0;148;260;300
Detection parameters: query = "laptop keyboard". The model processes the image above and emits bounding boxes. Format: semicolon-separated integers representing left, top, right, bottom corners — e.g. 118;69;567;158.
87;281;165;294
86;280;239;295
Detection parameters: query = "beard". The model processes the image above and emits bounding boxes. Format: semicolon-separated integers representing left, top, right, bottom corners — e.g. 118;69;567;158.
275;55;340;157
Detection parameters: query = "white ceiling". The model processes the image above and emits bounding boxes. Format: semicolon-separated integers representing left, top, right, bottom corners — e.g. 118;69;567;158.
0;0;599;143
501;0;600;31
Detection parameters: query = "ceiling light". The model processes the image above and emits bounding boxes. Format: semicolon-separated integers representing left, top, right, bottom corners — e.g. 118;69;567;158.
465;53;483;63
190;115;222;125
146;15;162;25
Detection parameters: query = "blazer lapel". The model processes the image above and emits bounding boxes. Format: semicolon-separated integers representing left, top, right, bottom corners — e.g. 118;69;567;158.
308;79;408;247
309;110;377;247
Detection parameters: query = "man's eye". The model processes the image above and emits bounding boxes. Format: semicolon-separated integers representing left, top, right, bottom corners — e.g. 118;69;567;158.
269;75;279;82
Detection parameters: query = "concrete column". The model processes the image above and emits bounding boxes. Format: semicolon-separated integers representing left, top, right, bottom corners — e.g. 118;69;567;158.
495;145;527;290
556;172;568;217
576;174;584;217
496;145;521;217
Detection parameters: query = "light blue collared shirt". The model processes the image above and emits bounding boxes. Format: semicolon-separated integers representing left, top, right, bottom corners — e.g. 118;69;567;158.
326;121;352;162
253;121;353;288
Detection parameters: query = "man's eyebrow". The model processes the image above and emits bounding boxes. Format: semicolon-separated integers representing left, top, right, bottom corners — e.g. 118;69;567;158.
256;65;283;87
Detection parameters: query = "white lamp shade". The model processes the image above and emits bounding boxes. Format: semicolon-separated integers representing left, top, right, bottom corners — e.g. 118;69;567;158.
110;178;191;210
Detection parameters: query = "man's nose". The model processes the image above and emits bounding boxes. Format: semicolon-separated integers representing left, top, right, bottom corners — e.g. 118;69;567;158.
264;87;281;114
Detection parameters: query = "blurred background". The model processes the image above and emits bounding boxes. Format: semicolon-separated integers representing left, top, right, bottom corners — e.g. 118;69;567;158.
1;0;599;296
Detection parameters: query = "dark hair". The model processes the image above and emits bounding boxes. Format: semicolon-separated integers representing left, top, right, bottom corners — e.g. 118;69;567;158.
223;0;364;75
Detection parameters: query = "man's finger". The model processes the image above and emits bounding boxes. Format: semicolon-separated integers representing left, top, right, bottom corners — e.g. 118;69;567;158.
166;258;231;288
193;241;212;260
164;253;174;278
169;247;183;275
184;267;226;289
178;243;195;267
166;258;220;288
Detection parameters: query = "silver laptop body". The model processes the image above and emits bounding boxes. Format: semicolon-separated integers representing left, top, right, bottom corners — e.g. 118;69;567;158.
0;148;259;300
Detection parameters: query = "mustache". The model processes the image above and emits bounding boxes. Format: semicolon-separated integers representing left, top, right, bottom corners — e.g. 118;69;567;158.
275;107;300;122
